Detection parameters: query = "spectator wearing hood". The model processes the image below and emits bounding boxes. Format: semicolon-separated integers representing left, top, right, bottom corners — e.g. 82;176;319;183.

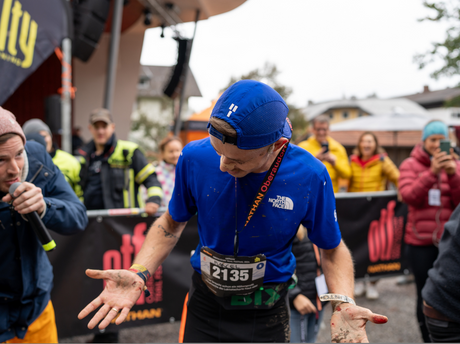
0;107;87;343
22;119;82;199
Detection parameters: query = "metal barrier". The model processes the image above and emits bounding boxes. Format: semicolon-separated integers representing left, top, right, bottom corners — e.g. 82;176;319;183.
86;206;167;218
335;190;398;199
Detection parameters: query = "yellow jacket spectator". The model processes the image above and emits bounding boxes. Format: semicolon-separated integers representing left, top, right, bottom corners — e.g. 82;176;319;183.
22;119;83;199
298;115;351;192
348;132;399;192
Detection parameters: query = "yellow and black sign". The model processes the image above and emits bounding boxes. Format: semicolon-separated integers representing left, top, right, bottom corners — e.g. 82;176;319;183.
0;0;68;105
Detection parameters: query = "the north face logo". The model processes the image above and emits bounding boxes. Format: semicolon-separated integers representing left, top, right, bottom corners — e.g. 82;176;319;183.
268;196;293;210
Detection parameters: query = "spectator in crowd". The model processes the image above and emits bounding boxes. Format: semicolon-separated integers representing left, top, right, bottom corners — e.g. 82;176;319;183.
289;225;326;343
77;108;163;343
22;119;83;199
422;203;460;342
72;126;85;154
348;131;399;192
0;107;87;343
399;120;460;342
349;131;400;300
298;115;351;193
154;136;183;208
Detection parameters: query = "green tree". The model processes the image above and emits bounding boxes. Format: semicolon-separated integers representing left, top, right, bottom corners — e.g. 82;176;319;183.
222;62;308;141
130;111;171;159
414;1;460;106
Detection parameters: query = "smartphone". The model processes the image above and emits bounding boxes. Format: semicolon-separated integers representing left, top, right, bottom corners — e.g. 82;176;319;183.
321;142;329;153
440;140;451;154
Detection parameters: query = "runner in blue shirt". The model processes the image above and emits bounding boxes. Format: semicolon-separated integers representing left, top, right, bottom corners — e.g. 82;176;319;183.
78;80;388;343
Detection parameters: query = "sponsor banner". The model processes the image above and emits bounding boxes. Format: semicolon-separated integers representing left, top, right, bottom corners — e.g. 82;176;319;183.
0;0;68;105
49;215;198;338
335;192;410;279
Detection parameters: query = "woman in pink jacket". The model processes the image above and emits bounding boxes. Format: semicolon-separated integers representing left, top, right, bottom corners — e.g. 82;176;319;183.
399;120;460;343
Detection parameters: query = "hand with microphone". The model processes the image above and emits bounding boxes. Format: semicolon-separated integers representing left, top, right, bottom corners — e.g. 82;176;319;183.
3;182;56;252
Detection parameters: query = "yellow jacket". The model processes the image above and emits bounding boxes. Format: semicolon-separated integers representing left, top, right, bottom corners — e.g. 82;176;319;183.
348;153;399;192
298;136;351;192
52;149;83;199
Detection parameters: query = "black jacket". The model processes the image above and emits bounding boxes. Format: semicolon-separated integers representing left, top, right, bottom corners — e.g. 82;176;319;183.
288;234;324;309
78;134;162;209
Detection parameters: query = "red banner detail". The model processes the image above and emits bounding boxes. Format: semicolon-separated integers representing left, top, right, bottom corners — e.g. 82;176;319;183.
367;200;402;263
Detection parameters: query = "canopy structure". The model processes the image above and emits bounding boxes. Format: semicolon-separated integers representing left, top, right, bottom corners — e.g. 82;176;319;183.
330;113;430;132
179;96;219;144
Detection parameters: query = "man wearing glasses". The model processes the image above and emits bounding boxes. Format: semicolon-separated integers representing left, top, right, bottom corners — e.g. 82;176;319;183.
78;81;387;343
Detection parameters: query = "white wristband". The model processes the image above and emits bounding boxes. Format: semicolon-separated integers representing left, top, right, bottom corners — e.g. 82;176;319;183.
319;293;356;305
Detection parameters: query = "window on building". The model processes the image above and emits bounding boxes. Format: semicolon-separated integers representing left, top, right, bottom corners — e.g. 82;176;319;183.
329;112;333;119
138;76;150;89
342;111;349;119
358;112;363;117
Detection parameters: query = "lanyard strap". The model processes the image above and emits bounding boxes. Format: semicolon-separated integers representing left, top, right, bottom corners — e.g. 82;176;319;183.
234;143;289;257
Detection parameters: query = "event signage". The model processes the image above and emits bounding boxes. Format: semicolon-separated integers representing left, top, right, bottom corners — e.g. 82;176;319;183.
0;0;68;105
336;192;409;279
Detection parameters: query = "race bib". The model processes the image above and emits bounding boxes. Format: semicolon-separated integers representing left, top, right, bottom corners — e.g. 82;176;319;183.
315;274;328;296
200;246;266;297
428;189;441;206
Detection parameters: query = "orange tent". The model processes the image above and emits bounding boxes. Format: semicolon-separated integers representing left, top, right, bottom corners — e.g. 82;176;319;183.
180;97;219;144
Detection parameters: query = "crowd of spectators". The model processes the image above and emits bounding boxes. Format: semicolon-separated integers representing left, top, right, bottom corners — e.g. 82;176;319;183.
0;92;459;343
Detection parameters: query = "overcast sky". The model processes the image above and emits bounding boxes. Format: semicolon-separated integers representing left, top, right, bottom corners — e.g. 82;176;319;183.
140;0;458;113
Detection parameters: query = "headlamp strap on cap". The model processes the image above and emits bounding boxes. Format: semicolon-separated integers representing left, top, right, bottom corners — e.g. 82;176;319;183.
222;133;237;145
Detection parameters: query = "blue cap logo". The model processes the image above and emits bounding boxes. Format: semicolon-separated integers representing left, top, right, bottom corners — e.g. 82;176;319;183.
227;104;238;117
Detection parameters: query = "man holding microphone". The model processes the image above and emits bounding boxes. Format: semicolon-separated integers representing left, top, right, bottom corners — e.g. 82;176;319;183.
0;107;88;343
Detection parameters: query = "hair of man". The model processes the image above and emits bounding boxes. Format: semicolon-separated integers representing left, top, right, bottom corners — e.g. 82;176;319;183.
0;133;21;145
210;117;237;137
312;114;330;128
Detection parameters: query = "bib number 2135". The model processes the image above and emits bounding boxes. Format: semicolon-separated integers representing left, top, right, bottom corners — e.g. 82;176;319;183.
200;246;266;297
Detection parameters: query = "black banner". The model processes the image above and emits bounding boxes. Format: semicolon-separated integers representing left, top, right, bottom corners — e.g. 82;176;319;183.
49;215;198;339
0;0;68;105
336;193;410;279
49;193;409;338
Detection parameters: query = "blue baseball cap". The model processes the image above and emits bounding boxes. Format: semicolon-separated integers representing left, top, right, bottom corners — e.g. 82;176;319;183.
208;80;292;150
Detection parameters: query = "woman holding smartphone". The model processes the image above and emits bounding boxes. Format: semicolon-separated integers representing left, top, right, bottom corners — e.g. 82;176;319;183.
399;120;460;342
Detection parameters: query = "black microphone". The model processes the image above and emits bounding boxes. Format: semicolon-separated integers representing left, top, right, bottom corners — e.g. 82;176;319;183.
9;182;56;252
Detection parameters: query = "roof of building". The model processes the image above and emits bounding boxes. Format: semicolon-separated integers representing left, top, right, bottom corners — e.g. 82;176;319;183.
137;65;202;98
330;113;430;132
329;130;422;147
302;97;427;121
398;86;460;106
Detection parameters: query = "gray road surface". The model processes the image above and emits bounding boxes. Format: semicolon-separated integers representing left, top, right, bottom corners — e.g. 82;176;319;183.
61;276;422;343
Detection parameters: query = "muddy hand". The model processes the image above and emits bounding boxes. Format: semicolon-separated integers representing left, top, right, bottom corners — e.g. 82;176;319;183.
330;303;388;343
77;269;145;329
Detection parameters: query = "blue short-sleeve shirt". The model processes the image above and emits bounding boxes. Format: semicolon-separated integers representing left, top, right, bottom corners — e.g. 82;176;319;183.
169;138;341;284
